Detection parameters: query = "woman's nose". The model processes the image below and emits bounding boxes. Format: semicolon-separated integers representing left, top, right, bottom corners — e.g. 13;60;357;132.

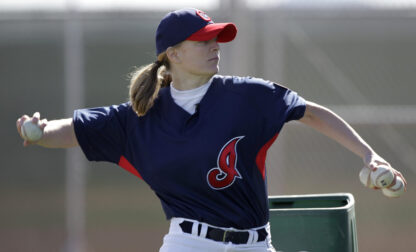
211;39;220;51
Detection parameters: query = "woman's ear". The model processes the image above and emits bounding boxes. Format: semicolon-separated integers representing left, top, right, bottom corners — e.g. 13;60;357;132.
166;46;181;64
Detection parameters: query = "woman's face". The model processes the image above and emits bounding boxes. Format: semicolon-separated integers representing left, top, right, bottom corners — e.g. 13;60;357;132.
171;38;220;76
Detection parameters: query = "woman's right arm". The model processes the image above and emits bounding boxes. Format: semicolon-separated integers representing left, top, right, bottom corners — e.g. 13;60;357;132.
16;112;78;148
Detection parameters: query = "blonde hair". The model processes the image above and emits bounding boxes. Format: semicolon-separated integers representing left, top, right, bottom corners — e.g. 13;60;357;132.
129;54;171;116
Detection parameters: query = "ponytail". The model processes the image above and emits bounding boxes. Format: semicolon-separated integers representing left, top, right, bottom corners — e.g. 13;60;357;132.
129;54;171;116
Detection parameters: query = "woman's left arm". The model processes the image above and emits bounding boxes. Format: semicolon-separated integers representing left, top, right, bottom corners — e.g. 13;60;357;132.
299;100;407;187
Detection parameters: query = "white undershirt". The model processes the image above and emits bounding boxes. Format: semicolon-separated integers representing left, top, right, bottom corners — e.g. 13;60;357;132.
170;80;212;115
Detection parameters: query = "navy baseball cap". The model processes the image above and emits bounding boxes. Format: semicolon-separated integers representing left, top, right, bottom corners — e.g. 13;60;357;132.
156;8;237;58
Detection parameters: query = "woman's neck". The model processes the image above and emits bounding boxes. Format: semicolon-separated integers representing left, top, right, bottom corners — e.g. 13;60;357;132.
171;71;214;91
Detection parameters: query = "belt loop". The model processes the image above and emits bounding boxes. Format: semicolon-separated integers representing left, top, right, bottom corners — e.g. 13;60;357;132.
191;221;199;236
222;230;227;242
247;230;254;244
199;223;208;238
252;229;259;243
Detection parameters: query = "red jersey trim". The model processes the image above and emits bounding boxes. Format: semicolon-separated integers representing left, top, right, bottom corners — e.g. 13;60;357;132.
118;155;143;180
255;133;279;180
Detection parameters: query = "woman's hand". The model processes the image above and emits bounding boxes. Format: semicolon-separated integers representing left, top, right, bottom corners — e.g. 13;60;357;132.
364;151;407;191
16;112;48;147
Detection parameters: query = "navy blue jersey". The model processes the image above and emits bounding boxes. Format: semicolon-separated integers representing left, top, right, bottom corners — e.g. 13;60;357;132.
73;75;306;229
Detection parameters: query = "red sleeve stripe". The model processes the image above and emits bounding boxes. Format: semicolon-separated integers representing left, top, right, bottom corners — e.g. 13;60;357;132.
118;155;143;180
255;133;279;180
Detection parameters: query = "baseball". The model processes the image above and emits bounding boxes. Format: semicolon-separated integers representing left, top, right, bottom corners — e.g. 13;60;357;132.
370;165;395;188
359;167;377;189
21;120;43;142
382;176;405;198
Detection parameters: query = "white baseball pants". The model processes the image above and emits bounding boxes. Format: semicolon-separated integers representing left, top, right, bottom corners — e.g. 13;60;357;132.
159;218;277;252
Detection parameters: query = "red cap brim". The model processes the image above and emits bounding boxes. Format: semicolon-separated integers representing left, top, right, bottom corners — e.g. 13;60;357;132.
187;23;237;43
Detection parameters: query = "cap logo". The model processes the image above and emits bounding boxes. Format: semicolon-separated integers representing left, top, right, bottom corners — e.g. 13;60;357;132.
196;10;212;22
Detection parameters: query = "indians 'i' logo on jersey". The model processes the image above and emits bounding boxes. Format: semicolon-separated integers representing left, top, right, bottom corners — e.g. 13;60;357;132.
207;136;245;190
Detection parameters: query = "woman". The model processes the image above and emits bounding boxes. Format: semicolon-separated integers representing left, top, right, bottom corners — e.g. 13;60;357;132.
17;8;406;252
